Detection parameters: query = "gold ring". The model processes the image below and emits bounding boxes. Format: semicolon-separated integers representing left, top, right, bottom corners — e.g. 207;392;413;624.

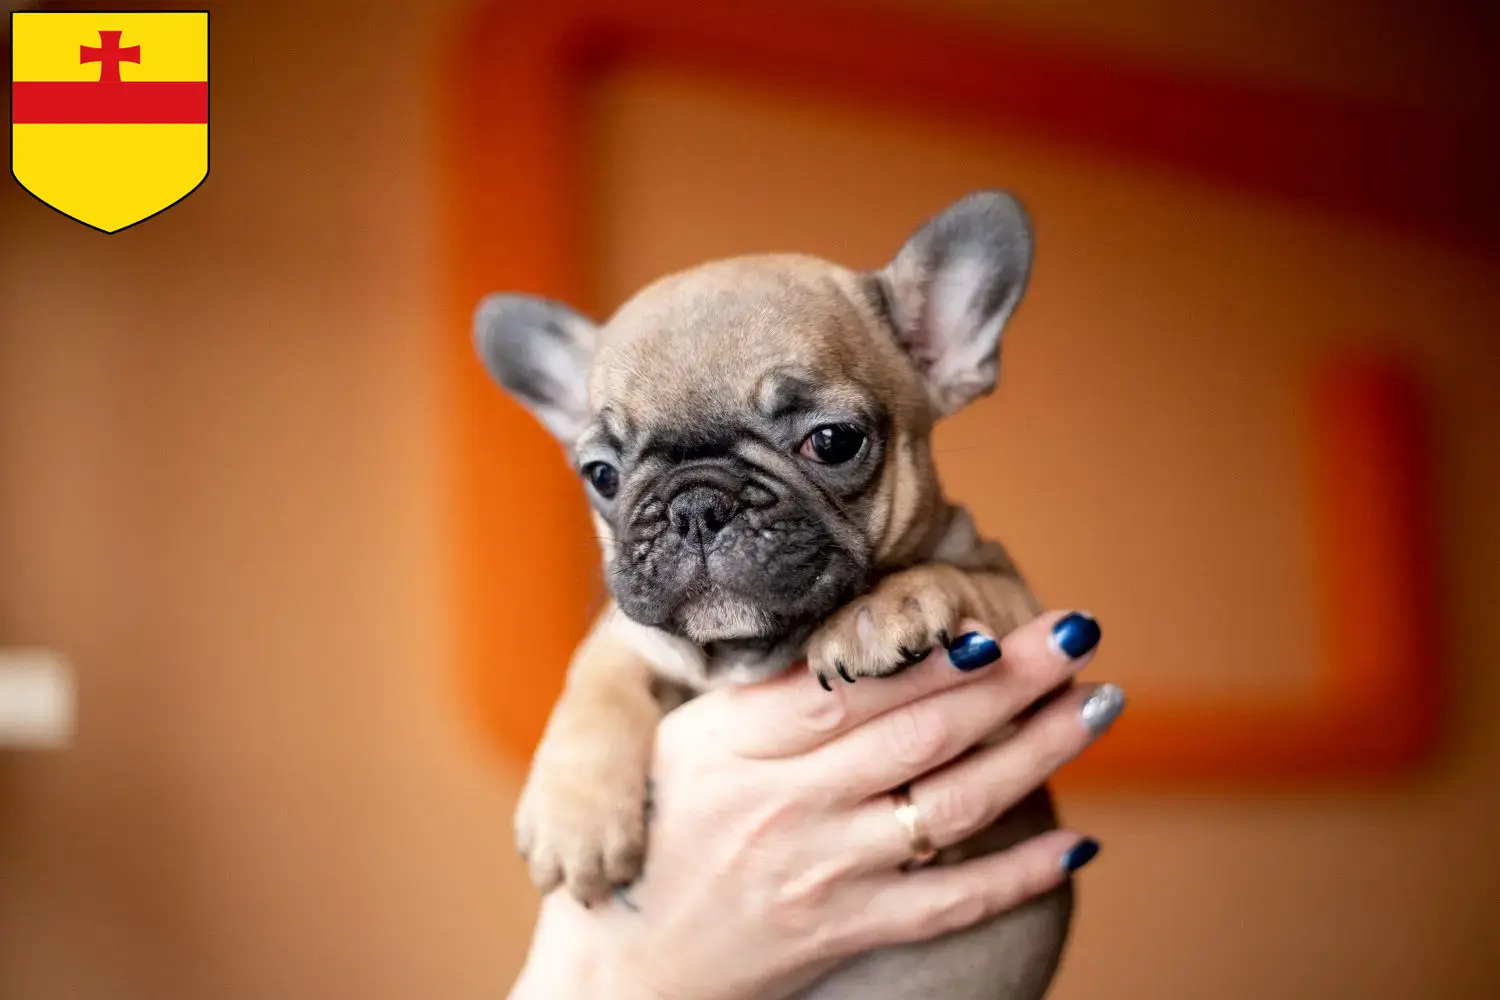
890;785;938;869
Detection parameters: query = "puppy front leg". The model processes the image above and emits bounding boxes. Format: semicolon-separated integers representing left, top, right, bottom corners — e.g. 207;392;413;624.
805;563;1041;688
515;608;661;904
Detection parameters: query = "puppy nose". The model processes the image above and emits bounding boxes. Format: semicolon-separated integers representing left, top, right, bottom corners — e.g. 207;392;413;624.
668;485;737;544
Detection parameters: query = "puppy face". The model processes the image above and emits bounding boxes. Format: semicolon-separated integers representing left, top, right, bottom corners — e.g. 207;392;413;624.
475;192;1033;659
577;259;909;647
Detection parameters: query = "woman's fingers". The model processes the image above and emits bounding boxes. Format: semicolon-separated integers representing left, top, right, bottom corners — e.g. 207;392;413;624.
831;829;1097;954
793;612;1103;798
841;682;1126;868
721;610;1100;760
714;617;1008;759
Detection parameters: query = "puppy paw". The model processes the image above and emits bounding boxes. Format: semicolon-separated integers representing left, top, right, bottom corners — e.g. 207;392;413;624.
805;569;962;688
514;755;648;905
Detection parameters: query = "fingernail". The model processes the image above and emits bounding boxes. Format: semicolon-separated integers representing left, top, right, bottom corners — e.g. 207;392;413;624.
946;631;1000;672
1050;612;1101;661
1061;838;1101;874
1080;683;1126;735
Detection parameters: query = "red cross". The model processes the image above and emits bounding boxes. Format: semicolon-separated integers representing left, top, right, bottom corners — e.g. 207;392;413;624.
80;30;141;83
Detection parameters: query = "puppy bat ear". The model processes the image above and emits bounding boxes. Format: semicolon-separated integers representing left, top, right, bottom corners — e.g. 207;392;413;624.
472;293;599;444
875;191;1034;416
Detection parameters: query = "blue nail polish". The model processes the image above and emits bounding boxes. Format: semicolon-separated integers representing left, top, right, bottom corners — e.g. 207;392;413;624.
1061;838;1100;874
1051;612;1101;660
947;632;1000;671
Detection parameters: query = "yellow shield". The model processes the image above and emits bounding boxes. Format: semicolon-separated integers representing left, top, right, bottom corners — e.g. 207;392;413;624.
11;11;208;234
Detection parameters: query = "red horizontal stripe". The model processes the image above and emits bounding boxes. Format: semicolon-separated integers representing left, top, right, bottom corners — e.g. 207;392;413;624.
11;81;207;124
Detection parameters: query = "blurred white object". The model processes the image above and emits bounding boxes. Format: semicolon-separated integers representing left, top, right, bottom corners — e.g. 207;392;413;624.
0;649;75;749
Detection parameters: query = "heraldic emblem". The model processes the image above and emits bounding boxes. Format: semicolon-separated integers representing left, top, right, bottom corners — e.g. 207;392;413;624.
11;11;209;233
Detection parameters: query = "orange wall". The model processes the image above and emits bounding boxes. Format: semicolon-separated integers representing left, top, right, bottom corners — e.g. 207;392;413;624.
0;2;536;997
588;64;1500;998
2;2;1497;999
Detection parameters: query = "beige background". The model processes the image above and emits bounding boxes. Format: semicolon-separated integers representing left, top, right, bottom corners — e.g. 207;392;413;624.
592;67;1500;701
3;1;1498;998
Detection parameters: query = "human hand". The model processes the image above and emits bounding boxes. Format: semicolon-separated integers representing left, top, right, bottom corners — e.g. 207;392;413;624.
509;610;1120;1000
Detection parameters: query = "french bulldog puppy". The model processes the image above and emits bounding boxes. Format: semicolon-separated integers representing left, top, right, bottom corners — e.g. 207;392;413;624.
474;191;1071;1000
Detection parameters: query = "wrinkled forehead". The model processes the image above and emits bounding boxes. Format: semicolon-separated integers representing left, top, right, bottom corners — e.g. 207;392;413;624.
580;264;887;454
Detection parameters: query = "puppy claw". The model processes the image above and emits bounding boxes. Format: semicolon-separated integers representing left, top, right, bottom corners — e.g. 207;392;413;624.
818;672;833;692
897;645;932;667
806;568;962;683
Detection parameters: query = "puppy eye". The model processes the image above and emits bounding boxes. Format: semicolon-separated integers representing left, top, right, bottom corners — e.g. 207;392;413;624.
582;461;620;499
799;424;867;464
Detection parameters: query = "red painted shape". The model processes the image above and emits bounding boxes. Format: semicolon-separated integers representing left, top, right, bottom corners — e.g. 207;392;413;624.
11;82;208;124
440;0;1450;781
1052;359;1442;788
79;29;141;83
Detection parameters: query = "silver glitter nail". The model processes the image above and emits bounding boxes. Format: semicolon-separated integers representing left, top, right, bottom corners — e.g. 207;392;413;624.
1080;683;1126;736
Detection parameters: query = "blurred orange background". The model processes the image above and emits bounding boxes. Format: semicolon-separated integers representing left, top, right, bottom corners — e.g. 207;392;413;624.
2;1;1498;998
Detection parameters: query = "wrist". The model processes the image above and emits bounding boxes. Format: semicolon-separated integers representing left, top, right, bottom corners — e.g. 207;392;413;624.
509;894;662;1000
